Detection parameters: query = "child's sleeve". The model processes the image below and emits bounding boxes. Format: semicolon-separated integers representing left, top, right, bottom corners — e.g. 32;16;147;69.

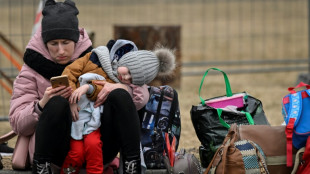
62;52;92;90
86;80;104;101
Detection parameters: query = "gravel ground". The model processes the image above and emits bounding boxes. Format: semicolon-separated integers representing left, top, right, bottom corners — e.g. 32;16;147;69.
1;155;13;170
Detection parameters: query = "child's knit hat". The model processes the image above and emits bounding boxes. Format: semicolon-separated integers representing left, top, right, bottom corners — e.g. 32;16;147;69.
93;40;139;83
41;0;80;44
94;40;176;86
113;46;176;86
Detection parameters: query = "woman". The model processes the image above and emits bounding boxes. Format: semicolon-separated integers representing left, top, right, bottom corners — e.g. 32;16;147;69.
9;0;91;173
9;0;143;173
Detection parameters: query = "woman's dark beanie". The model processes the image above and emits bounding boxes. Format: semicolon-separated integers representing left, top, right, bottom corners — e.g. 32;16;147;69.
41;0;80;44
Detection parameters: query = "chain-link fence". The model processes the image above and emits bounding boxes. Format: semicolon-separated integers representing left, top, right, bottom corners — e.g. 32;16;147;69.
0;0;308;117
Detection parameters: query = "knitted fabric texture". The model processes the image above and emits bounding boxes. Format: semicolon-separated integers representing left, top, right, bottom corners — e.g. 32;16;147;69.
116;50;159;86
92;46;120;83
41;0;80;43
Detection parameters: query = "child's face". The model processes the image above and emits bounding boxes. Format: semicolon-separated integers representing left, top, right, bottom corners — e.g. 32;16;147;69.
117;67;132;84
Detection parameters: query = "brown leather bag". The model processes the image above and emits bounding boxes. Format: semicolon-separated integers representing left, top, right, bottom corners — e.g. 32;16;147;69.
204;124;269;174
238;124;297;174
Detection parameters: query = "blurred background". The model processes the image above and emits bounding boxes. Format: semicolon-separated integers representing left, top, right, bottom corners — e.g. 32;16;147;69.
0;0;308;152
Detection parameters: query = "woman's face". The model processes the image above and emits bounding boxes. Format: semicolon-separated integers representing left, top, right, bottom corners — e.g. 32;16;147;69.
46;39;75;65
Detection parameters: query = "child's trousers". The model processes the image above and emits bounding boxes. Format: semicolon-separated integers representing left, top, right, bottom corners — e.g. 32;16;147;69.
61;129;103;174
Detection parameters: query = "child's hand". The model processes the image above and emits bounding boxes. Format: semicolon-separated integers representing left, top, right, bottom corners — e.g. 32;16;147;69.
70;103;80;122
69;84;89;104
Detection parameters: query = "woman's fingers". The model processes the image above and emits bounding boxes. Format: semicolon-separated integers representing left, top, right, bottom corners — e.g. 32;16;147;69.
94;93;107;108
62;88;72;99
52;86;72;99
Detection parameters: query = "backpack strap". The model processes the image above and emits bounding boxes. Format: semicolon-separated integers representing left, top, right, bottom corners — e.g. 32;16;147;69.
153;87;165;133
167;88;178;133
285;91;302;167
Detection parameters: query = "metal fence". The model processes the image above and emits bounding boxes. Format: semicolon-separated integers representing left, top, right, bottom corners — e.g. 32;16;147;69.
0;0;308;117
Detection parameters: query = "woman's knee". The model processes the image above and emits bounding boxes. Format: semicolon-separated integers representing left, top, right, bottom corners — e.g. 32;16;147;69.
45;96;69;111
41;96;71;122
106;89;137;113
108;88;132;103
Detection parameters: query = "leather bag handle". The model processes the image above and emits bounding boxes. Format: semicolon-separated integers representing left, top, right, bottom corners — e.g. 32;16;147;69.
204;124;238;174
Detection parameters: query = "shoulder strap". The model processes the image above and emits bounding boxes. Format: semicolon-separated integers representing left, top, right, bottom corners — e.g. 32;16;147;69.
285;91;303;167
287;92;302;126
153;86;165;132
168;87;179;132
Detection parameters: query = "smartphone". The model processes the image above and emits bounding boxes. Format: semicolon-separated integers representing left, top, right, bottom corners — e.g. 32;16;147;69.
50;75;69;88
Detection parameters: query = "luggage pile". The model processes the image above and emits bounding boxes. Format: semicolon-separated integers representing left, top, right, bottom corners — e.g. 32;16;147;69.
189;67;310;174
2;67;310;174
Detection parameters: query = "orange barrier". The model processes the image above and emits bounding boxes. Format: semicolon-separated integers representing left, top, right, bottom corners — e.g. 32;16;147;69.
0;45;22;71
0;32;23;60
0;79;12;95
0;69;13;86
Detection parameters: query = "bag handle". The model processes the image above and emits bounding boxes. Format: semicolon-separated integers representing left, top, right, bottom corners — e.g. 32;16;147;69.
288;82;310;94
199;68;233;106
204;124;238;173
291;147;305;174
217;109;254;129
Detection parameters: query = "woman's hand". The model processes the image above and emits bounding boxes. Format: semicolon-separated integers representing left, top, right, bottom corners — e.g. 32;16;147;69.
69;84;89;104
70;103;80;122
39;86;72;108
93;81;127;108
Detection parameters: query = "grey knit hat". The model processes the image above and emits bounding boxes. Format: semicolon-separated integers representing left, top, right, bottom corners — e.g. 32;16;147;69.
41;0;80;44
114;47;176;86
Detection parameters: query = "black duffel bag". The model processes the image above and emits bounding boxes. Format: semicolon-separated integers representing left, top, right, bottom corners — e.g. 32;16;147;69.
190;68;270;168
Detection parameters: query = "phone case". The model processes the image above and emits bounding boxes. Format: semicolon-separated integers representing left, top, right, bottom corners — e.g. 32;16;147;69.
50;75;69;88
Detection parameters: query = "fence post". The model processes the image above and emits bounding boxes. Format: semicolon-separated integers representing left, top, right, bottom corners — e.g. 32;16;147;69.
114;25;181;89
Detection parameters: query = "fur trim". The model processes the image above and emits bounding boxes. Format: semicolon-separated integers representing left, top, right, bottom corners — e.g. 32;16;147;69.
153;47;176;76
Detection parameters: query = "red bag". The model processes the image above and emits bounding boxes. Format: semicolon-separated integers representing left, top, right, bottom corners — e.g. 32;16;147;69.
296;137;310;174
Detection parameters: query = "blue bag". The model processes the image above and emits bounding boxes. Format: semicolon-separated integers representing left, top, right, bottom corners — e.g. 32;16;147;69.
282;82;310;167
